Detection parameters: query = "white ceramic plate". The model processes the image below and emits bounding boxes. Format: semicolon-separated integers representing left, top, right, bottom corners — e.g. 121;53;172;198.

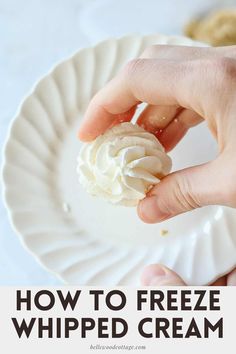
3;34;236;285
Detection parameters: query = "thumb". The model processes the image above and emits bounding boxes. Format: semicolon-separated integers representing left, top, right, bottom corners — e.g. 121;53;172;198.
138;159;225;223
141;264;186;286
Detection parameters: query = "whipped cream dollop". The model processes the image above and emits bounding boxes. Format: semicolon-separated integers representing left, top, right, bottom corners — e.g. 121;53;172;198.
77;122;172;206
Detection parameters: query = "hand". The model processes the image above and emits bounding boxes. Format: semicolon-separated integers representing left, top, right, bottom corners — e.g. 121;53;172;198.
78;45;236;223
141;264;236;286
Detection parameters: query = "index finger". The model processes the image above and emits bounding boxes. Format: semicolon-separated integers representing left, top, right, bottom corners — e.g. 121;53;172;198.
78;58;203;141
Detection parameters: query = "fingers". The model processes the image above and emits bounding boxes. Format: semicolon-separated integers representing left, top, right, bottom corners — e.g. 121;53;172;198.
141;264;236;286
78;99;137;141
141;264;186;286
78;58;198;141
137;105;203;152
138;159;225;223
226;268;236;285
158;108;203;152
137;104;179;131
78;45;236;142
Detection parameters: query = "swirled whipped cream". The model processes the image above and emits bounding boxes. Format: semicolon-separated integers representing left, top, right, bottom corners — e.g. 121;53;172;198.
77;122;172;206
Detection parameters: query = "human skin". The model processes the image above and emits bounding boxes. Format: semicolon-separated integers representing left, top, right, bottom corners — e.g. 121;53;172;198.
78;45;236;285
141;264;236;286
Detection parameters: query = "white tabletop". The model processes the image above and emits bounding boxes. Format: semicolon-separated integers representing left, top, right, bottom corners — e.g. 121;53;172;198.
0;0;234;285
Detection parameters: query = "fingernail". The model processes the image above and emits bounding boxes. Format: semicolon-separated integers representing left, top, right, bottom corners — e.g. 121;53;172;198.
144;265;167;285
138;196;170;223
142;265;186;286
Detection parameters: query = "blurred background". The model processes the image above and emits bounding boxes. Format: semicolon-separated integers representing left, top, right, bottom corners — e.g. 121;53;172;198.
1;0;236;285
